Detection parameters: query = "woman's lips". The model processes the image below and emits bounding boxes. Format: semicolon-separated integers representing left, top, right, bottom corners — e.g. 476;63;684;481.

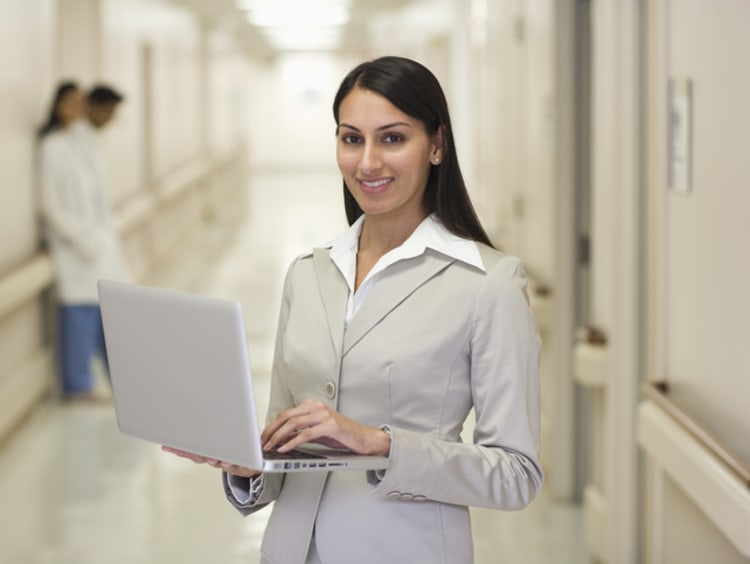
359;177;393;194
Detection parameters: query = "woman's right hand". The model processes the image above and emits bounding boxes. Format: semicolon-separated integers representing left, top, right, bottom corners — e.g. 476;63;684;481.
161;446;262;478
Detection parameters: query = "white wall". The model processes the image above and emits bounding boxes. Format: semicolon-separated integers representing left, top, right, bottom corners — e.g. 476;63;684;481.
0;1;56;270
642;0;750;561
0;1;57;441
661;0;749;454
0;0;253;441
102;0;203;196
98;0;253;278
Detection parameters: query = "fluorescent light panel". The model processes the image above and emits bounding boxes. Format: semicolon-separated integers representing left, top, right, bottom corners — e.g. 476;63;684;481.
245;7;349;27
265;31;344;51
236;0;351;51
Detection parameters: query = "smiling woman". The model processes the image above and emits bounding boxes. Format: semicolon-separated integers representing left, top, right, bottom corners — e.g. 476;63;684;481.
165;56;543;564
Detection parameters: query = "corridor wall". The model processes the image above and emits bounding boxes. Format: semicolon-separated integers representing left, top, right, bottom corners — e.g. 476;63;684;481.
0;0;253;443
641;0;750;562
0;1;58;444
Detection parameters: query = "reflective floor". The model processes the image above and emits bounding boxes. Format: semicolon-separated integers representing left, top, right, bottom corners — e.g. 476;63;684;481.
0;169;586;563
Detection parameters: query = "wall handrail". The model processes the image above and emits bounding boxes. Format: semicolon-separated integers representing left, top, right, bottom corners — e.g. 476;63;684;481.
154;155;211;205
0;254;54;320
641;380;750;487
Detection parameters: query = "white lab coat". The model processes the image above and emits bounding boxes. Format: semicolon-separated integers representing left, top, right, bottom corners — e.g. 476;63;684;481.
38;121;130;303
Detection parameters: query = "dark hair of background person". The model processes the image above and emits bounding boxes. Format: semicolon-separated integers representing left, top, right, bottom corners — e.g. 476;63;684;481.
38;80;79;138
87;84;124;105
332;56;494;248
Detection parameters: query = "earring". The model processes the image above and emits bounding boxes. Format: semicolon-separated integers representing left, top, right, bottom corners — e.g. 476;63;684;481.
432;157;441;165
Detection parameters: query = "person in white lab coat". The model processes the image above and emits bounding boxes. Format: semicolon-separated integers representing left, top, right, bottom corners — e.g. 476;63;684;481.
37;81;130;400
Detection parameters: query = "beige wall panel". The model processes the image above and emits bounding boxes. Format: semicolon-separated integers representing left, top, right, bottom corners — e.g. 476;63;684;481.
662;476;749;564
0;1;55;271
58;0;100;82
0;304;46;382
0;0;56;442
102;0;202;199
479;1;514;246
150;19;202;177
205;155;249;215
643;1;750;561
121;223;154;281
663;0;750;456
152;191;203;260
208;34;252;159
518;0;556;279
101;0;152;200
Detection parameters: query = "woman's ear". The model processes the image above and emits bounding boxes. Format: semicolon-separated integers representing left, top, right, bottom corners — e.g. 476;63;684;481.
431;126;445;164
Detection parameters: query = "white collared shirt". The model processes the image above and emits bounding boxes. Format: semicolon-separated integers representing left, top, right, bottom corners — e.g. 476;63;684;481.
321;214;486;326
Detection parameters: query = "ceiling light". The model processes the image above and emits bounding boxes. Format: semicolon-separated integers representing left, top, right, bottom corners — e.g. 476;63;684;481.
237;0;351;51
262;26;344;51
245;8;349;28
236;0;350;26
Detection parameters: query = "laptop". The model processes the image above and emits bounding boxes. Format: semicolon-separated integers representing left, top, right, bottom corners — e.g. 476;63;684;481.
97;279;389;473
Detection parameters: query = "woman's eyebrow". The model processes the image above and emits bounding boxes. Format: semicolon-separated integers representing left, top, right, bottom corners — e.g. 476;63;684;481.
338;121;412;132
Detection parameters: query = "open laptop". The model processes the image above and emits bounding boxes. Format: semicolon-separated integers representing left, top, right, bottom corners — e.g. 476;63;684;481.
97;279;389;473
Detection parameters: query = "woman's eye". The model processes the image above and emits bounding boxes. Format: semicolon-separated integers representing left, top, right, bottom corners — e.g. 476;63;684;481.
341;134;362;144
382;133;404;144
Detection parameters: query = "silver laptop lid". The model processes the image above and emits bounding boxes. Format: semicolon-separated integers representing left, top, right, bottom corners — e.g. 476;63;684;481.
98;279;265;469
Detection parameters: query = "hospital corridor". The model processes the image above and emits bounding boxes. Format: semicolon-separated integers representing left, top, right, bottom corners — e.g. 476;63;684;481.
0;169;585;562
1;1;749;563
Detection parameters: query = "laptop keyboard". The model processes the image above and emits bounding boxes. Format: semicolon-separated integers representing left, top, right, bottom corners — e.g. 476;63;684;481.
264;449;324;460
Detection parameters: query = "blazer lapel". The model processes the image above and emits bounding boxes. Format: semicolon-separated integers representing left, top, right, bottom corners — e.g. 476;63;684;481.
312;248;348;360
343;251;455;356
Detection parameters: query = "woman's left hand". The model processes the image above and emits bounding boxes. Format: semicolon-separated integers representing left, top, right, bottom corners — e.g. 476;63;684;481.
160;446;262;478
261;399;390;457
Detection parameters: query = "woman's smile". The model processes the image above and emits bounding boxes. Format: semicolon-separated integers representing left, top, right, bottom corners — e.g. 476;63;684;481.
358;177;393;193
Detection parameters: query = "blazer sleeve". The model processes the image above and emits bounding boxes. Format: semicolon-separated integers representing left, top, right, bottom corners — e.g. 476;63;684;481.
223;258;301;515
368;256;544;510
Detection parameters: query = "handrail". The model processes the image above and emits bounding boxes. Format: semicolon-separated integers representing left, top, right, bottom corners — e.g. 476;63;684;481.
115;192;156;234
641;380;750;487
153;155;211;204
0;254;54;320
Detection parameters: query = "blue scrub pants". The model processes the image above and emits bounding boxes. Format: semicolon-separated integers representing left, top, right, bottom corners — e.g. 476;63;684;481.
59;304;109;395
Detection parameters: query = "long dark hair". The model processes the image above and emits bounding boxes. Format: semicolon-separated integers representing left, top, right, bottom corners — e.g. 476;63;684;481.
38;81;79;138
332;56;494;248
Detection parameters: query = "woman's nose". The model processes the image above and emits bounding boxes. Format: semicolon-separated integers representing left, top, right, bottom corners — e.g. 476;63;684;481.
358;143;382;175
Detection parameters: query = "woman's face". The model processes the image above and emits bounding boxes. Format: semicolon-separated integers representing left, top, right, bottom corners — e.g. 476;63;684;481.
56;88;84;126
336;87;442;224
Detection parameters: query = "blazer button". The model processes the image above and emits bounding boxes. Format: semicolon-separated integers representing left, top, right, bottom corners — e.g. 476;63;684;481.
399;493;414;501
413;495;426;502
387;491;401;500
323;381;337;399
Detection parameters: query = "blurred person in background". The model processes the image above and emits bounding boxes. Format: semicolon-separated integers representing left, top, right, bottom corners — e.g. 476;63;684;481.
37;81;130;402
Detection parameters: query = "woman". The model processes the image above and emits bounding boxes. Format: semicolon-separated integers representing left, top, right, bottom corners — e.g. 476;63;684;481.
168;56;543;563
37;81;130;400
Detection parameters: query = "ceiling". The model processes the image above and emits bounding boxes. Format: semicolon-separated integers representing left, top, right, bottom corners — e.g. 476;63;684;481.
169;0;421;60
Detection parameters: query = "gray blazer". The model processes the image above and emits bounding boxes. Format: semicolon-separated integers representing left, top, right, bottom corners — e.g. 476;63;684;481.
225;244;543;564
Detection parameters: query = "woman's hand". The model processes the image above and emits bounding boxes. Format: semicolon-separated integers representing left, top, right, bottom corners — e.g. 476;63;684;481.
261;399;391;457
160;446;261;478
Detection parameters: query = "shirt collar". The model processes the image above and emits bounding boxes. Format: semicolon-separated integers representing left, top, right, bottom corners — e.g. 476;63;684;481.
322;214;485;272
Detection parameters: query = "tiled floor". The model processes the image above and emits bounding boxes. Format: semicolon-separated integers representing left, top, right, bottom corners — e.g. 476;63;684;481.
0;169;587;563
